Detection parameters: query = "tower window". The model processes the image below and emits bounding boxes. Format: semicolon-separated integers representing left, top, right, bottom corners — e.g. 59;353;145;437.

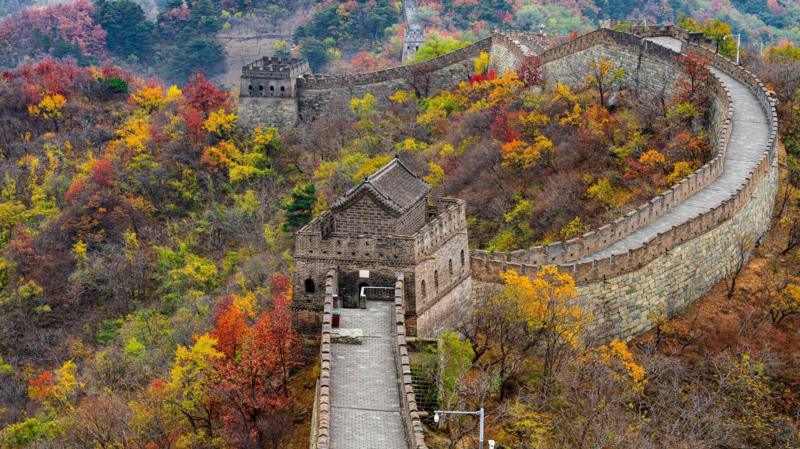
421;280;426;298
434;270;439;291
448;259;453;276
460;249;465;266
304;278;316;294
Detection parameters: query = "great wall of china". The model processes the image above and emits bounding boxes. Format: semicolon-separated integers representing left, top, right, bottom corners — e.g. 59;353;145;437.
238;19;779;449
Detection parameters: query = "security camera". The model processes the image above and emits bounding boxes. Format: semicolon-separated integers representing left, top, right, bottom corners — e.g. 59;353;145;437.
488;440;496;449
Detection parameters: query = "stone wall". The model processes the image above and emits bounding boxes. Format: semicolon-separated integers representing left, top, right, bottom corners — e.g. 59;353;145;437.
471;27;780;340
332;193;399;236
391;273;429;449
237;96;299;129
577;162;778;337
490;31;734;267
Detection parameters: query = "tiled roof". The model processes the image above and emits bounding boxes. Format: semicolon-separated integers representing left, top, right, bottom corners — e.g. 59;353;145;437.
330;157;431;215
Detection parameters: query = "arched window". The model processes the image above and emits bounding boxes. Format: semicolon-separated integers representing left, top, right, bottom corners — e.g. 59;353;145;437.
280;86;286;92
304;278;316;294
269;85;275;97
448;259;453;276
434;270;439;291
460;249;465;267
420;280;426;298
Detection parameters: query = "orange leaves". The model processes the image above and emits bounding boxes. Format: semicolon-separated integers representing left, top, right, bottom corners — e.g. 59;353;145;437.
200;140;237;172
212;296;248;359
639;149;667;169
28;371;56;402
500;136;553;169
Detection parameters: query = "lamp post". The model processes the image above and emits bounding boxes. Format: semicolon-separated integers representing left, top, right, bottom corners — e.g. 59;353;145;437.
434;408;485;449
722;33;741;65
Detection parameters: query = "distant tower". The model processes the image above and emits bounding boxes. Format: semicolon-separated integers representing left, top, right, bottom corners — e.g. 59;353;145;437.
401;0;426;62
237;56;311;129
402;27;426;62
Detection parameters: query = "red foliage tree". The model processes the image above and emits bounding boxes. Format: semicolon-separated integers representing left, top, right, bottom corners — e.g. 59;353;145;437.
211;283;301;449
517;56;543;87
211;299;248;360
181;107;207;143
181;73;228;115
0;0;106;65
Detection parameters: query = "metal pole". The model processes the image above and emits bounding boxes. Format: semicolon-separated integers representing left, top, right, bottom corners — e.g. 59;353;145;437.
736;33;741;64
478;408;484;449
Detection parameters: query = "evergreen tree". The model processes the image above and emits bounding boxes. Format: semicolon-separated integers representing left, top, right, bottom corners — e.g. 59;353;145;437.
162;37;224;85
282;184;316;232
94;0;154;60
299;38;328;71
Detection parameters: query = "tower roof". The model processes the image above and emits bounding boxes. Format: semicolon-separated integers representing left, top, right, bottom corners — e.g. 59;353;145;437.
330;157;431;215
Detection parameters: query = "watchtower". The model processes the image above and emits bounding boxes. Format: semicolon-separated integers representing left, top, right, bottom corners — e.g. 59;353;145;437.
293;157;471;337
237;56;311;128
402;27;426;62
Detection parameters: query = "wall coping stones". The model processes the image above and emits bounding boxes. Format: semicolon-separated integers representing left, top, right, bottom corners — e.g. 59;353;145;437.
392;273;430;449
314;269;337;449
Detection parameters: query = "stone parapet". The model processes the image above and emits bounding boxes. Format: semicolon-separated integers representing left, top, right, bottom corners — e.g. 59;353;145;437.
472;28;778;296
413;198;466;260
297;38;492;90
392;273;429;449
314;269;337;449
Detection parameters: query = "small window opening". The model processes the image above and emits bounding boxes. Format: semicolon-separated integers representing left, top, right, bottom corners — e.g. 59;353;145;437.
304;278;316;294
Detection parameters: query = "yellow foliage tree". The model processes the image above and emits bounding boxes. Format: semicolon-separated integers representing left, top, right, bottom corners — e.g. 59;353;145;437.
639;149;667;169
424;161;445;187
768;278;800;324
499;267;588;384
667;160;695;184
501;135;553;169
28;94;67;120
473;50;490;75
130;85;168;112
596;340;647;393
203;109;237;136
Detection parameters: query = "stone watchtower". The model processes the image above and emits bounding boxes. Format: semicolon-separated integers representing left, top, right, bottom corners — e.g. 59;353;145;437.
402;27;426;62
293;157;471;337
237;57;311;129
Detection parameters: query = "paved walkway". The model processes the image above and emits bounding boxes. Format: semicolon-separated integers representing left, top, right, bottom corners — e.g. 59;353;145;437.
330;301;406;449
580;36;771;261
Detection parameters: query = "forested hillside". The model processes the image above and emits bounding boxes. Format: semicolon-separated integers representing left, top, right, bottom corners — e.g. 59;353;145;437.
0;1;798;448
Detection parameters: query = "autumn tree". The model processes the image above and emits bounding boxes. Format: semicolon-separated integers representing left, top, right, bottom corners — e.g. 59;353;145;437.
500;268;588;393
586;58;624;108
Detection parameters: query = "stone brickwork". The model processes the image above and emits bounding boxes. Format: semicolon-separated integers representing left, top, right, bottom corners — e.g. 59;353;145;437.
238;57;310;128
293;159;471;340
